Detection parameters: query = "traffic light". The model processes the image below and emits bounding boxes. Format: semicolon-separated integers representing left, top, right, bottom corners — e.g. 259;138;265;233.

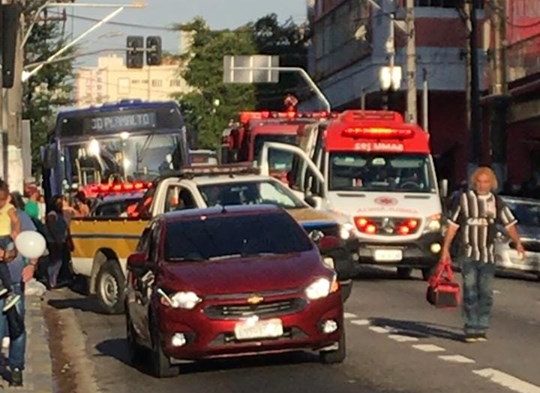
146;36;162;66
126;36;144;69
2;4;22;88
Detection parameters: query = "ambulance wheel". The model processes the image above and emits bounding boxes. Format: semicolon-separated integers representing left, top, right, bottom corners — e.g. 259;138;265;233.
397;267;413;279
96;260;126;314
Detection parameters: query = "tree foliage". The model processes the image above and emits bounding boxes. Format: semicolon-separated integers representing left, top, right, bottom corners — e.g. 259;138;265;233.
174;15;309;150
22;1;74;174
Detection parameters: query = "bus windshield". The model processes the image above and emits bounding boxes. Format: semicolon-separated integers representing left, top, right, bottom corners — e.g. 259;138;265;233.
63;133;182;185
329;152;436;193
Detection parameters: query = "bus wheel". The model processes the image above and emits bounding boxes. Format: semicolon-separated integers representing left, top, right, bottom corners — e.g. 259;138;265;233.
96;260;125;314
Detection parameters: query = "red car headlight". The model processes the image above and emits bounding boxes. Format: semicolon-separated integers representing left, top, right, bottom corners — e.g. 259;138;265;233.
158;289;201;309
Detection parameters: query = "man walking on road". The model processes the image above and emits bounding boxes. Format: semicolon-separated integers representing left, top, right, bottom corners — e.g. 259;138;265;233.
440;167;525;343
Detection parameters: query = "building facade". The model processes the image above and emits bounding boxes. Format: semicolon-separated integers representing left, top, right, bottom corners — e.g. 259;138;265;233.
74;55;190;107
308;0;488;187
501;0;540;191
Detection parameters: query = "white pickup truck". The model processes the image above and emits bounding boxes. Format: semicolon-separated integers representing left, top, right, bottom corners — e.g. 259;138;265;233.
71;166;354;314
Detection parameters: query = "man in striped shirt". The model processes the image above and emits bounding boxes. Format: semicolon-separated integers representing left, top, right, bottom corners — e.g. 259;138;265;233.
440;167;524;343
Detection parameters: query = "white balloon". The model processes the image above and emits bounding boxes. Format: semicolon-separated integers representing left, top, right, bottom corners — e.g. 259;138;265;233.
14;231;47;259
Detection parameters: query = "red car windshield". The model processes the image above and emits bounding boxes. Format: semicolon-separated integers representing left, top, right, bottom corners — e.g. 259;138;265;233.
164;212;313;261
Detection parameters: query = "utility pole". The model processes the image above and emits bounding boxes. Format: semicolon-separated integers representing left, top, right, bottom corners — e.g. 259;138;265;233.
463;1;472;139
469;0;482;165
489;0;509;186
405;0;417;124
2;0;25;192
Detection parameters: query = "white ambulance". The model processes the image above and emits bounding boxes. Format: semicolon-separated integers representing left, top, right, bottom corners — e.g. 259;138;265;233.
260;110;446;279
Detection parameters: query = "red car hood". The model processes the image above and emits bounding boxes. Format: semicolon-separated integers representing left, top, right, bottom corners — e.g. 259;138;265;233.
158;250;329;295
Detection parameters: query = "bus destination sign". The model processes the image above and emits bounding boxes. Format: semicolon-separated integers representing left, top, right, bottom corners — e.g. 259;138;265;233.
83;112;157;133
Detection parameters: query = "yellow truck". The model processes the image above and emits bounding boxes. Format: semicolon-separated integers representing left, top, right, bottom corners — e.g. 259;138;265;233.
71;166;354;313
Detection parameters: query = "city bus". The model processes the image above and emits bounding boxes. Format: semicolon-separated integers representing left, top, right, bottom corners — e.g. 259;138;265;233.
41;100;189;202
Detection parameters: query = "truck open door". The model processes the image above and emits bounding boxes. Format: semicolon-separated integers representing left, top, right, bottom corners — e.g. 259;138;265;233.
260;142;326;208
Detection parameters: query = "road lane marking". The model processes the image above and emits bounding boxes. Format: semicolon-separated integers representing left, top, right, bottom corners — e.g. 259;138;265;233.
473;368;540;393
412;344;446;353
438;355;475;364
388;334;419;342
344;312;358;319
350;319;370;326
369;326;392;334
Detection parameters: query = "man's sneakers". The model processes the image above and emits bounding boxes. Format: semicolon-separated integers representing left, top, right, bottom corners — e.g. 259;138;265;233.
464;334;478;343
464;332;488;343
476;333;488;342
10;368;23;387
3;293;20;312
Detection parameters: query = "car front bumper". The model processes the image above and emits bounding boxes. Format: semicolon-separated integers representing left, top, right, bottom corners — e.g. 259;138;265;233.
495;243;540;274
156;291;344;361
353;232;443;268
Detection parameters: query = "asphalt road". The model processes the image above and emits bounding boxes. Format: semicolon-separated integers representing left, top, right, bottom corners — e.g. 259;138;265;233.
45;268;540;393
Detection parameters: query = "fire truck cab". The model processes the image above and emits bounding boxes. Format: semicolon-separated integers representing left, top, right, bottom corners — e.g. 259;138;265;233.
260;110;444;279
220;110;333;180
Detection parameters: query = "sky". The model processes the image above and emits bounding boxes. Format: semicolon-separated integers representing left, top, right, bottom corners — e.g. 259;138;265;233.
67;0;308;67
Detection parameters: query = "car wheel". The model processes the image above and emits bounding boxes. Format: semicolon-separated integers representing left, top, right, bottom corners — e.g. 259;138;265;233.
397;267;413;279
150;328;179;378
96;260;126;314
421;268;433;281
320;330;346;364
126;314;146;365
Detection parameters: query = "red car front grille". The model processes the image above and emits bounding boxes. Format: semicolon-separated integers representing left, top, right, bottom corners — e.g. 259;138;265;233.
204;298;306;320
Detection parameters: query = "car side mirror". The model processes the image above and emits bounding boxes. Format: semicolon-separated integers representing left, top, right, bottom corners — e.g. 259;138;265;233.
127;252;147;270
318;235;342;252
305;195;323;209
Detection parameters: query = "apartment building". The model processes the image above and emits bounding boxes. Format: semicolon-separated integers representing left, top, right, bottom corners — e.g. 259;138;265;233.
75;54;190;107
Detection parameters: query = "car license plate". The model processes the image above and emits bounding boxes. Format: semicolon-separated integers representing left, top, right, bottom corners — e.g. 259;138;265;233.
373;249;403;262
234;318;283;340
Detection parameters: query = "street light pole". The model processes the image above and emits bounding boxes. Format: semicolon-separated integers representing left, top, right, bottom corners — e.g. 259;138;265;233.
406;0;417;124
469;0;482;165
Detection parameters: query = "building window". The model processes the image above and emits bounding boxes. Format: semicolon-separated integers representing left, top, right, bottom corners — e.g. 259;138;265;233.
118;78;130;94
170;79;183;88
152;79;163;87
132;79;140;84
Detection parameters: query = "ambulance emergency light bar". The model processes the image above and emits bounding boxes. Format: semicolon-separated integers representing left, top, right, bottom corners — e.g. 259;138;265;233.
340;110;404;123
341;127;415;139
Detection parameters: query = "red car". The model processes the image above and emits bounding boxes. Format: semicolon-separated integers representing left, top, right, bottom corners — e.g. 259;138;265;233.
125;205;345;377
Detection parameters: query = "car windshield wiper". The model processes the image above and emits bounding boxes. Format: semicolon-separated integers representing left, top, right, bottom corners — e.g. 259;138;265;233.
240;252;279;258
168;255;205;262
208;254;243;261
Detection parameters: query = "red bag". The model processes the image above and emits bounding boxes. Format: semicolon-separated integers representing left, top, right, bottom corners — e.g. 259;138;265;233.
426;259;460;308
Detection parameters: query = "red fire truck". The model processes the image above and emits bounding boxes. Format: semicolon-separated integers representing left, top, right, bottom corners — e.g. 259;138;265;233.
220;97;335;177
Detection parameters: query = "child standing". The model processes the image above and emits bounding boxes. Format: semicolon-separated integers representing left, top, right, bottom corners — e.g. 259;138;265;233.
0;181;21;311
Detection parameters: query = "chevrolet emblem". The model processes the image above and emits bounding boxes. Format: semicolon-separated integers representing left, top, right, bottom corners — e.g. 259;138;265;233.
247;294;264;305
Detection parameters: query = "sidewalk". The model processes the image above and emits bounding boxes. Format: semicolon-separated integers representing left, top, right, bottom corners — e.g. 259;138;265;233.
0;293;53;392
